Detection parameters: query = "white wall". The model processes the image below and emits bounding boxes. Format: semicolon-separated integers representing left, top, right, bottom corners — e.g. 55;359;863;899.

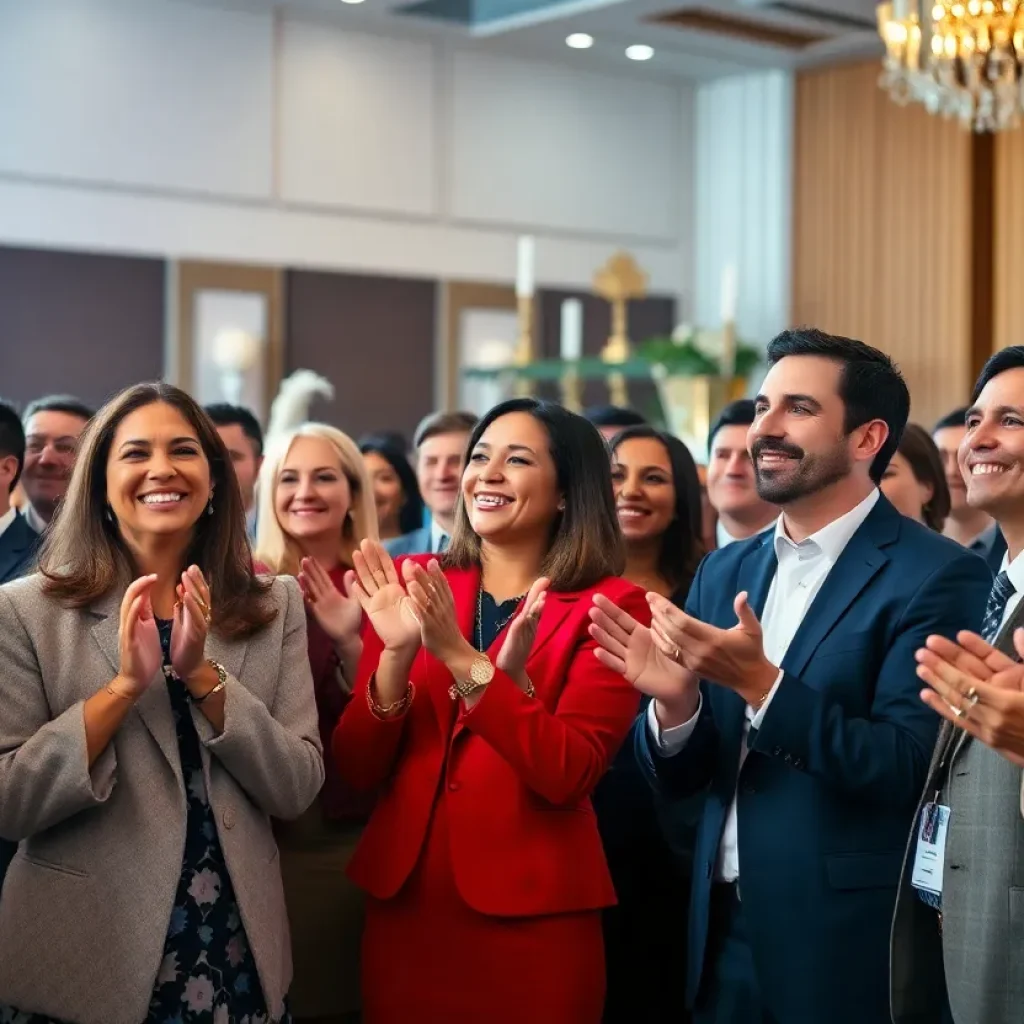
693;70;793;356
0;0;695;295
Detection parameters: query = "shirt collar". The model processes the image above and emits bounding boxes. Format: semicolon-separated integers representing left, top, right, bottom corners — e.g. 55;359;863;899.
0;507;16;539
717;517;778;548
773;489;880;564
22;503;47;535
1000;546;1024;595
430;520;449;552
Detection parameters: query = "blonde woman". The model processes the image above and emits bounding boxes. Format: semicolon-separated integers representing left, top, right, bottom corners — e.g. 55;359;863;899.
255;422;378;1024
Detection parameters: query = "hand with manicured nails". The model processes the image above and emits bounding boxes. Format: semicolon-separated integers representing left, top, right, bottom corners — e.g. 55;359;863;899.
170;564;212;682
349;540;421;653
116;574;163;697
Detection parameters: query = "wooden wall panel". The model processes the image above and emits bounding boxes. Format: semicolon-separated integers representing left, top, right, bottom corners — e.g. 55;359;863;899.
792;62;976;427
994;129;1024;353
285;270;437;443
0;245;165;410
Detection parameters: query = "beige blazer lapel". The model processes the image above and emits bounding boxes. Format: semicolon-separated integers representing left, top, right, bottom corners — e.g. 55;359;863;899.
88;593;180;777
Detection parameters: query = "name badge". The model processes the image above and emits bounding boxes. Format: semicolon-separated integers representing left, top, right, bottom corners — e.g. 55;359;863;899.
911;801;950;896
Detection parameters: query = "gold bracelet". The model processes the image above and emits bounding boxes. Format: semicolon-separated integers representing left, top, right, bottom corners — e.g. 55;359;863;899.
105;683;135;702
367;681;414;719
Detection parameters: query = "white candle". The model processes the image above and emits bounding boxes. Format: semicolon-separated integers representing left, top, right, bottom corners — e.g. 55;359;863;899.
560;298;583;361
516;236;535;298
719;263;737;324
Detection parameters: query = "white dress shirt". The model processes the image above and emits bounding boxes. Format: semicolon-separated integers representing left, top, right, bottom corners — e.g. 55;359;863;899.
429;520;450;554
648;488;881;882
0;507;16;540
22;503;46;535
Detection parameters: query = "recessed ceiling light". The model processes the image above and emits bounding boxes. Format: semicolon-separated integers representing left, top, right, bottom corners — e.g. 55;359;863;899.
625;44;654;60
340;0;366;5
566;33;594;49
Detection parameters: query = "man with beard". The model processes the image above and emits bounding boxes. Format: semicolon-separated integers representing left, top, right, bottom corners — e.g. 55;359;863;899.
588;328;990;1024
20;394;93;532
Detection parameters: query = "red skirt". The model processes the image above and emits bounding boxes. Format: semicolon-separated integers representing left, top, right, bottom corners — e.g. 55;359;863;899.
361;793;606;1023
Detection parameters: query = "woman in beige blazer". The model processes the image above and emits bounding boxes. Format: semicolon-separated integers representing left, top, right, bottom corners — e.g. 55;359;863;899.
0;382;324;1024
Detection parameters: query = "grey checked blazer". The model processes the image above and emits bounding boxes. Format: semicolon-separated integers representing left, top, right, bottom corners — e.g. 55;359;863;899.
891;597;1024;1024
0;573;324;1024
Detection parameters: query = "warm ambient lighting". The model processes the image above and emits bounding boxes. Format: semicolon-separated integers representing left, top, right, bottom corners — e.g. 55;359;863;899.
625;44;654;60
877;0;1024;131
566;33;594;48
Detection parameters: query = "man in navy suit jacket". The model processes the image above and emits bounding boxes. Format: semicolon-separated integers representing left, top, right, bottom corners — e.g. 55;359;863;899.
0;400;40;893
591;329;990;1024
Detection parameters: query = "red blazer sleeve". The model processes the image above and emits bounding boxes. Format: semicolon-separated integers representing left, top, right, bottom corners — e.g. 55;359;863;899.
464;584;649;806
332;621;410;792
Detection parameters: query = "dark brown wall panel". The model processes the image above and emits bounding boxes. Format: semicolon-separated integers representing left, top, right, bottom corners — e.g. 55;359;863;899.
537;289;676;420
286;270;437;442
0;245;165;409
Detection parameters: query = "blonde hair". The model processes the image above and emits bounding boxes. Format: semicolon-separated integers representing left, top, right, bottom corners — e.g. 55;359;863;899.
254;423;379;576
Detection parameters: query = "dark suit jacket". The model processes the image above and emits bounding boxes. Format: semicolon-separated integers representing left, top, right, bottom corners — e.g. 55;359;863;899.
383;526;431;558
0;511;40;586
636;497;991;1024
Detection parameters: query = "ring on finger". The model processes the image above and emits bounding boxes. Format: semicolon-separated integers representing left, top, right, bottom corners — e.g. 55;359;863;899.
965;685;980;707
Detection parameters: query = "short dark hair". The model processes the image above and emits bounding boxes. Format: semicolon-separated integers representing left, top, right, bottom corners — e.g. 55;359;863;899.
360;429;409;454
971;346;1024;403
0;400;25;493
584;405;647;430
708;399;756;453
204;402;264;458
413;411;477;450
933;406;969;433
23;394;94;424
359;434;425;535
609;425;705;593
894;423;951;533
445;398;624;590
766;327;909;483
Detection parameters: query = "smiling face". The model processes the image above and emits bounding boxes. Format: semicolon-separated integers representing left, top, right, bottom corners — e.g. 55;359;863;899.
23;409;89;517
363;451;404;531
934;423;969;516
750;356;861;506
215;423;261;513
880;450;932;523
959;366;1024;520
106;401;212;544
274;435;352;545
461;412;560;544
611;436;675;543
418;432;469;522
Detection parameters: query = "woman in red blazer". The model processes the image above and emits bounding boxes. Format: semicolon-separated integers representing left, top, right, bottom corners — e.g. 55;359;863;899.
333;398;648;1023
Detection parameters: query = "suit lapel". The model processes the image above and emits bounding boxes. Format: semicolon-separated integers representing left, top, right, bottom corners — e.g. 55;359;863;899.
0;515;34;583
782;505;894;681
89;593;180;775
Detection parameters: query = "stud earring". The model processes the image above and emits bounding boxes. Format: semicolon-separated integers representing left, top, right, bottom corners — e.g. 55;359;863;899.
206;497;215;516
105;505;114;523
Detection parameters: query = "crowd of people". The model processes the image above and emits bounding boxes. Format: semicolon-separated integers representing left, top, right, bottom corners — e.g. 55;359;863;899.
0;326;1022;1024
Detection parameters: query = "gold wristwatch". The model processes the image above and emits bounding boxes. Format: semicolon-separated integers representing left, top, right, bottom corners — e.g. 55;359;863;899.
448;656;495;700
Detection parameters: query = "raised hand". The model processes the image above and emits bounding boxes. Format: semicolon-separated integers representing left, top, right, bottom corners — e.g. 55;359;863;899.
169;564;212;682
403;559;467;664
495;577;548;689
350;540;421;653
647;591;779;708
299;557;363;646
916;627;1024;768
116;574;163;698
589;593;697;710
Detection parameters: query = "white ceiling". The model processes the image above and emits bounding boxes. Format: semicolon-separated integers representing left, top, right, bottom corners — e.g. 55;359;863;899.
170;0;884;80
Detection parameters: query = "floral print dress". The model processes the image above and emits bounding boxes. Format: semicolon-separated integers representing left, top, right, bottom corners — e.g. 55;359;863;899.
0;620;289;1024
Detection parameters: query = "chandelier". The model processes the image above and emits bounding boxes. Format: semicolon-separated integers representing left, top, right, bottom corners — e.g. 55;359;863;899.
877;1;1024;132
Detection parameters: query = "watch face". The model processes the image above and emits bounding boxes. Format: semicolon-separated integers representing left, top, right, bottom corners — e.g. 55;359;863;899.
469;658;495;687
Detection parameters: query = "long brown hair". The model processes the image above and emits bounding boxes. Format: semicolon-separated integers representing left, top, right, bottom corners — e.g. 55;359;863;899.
896;422;951;533
444;398;625;591
39;382;276;639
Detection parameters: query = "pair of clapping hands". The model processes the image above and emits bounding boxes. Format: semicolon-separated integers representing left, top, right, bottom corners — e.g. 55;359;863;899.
299;539;548;687
589;585;1024;767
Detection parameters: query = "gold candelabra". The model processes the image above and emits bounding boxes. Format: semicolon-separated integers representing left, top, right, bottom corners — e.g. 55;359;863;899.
593;252;647;408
